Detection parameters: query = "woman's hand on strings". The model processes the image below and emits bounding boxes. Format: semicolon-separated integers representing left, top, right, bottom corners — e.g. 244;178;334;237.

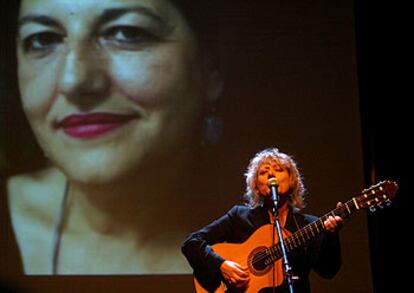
220;260;250;288
324;202;344;233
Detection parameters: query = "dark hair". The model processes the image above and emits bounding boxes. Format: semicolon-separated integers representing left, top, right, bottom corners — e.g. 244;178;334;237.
171;0;237;77
172;1;222;38
1;0;44;176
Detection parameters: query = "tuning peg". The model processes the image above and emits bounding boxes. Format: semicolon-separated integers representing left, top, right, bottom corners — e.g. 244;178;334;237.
386;200;392;206
377;204;384;209
369;206;377;212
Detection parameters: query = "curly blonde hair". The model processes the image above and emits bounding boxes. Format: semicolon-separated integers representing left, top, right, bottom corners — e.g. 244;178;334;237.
244;147;306;210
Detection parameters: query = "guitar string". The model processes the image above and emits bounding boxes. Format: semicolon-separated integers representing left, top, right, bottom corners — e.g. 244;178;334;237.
252;202;354;266
254;226;328;266
253;220;336;266
254;214;301;266
251;225;318;266
253;185;389;266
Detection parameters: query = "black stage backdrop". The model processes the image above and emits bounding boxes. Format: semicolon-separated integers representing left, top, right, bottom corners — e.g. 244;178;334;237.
356;0;407;292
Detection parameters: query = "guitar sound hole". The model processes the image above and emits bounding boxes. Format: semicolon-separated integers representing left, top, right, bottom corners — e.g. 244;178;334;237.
248;246;272;276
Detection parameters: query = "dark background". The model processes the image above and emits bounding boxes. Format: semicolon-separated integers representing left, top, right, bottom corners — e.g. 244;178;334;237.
356;0;407;292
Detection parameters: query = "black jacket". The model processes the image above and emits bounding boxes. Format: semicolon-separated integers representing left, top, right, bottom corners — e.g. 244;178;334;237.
181;204;341;292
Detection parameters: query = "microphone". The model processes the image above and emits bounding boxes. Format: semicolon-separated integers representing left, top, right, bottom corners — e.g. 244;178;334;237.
268;177;278;187
268;177;279;208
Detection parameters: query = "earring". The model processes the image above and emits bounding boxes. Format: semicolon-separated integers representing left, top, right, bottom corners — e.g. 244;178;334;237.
202;110;223;146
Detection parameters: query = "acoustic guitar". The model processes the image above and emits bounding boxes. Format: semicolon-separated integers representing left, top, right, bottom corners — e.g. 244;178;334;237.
194;180;398;293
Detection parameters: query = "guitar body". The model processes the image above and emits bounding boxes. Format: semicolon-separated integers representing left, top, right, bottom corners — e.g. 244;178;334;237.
194;224;292;293
193;181;398;293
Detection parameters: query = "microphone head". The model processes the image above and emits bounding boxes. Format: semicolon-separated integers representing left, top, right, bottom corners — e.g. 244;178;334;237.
268;177;278;187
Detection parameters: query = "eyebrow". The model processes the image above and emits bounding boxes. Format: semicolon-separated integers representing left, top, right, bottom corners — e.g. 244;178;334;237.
260;162;281;169
99;6;166;26
18;15;62;30
18;5;167;31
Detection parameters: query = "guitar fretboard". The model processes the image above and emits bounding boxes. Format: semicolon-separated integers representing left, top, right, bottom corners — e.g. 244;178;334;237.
265;198;357;265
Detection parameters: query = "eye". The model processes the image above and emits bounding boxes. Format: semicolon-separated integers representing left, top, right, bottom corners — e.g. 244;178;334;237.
21;32;63;53
271;164;283;172
102;25;158;46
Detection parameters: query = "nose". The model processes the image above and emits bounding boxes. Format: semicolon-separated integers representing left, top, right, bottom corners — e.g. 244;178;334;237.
57;42;109;105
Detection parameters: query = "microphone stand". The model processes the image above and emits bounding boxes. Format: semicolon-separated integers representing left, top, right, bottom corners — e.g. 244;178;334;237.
269;180;294;293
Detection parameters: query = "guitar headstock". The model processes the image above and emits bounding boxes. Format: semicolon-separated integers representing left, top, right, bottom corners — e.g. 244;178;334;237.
355;180;398;211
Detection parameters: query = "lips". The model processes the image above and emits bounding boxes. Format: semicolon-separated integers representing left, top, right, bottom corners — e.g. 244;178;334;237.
57;112;137;139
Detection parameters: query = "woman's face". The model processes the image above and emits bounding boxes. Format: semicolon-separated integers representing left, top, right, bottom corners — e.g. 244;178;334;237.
17;0;209;183
256;160;292;199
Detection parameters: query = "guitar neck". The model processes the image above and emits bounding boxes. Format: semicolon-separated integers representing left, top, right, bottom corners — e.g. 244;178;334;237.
270;198;358;259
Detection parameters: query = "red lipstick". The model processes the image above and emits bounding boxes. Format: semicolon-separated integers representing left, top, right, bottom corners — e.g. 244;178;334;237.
57;112;137;139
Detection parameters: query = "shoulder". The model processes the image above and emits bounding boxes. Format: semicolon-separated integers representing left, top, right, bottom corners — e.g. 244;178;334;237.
224;204;262;224
7;167;67;222
8;166;66;200
226;204;252;217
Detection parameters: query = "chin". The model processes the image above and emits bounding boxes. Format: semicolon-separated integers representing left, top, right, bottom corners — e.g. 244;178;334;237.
55;154;138;185
68;166;128;185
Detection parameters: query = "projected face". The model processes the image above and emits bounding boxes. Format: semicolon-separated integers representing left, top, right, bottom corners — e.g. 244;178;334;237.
17;0;205;183
256;161;291;199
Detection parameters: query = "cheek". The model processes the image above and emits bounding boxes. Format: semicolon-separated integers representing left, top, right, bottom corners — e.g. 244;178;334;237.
110;46;201;107
18;55;58;118
257;177;268;193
